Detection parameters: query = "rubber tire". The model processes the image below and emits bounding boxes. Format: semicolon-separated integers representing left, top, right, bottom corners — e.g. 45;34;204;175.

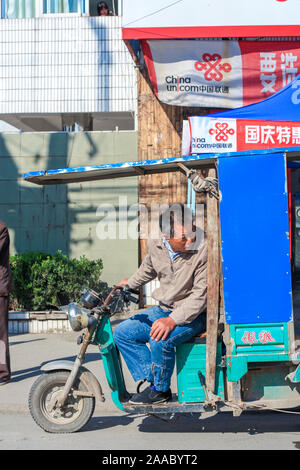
28;371;95;433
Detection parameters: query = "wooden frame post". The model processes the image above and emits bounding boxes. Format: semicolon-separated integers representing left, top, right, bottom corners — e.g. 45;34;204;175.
205;167;220;398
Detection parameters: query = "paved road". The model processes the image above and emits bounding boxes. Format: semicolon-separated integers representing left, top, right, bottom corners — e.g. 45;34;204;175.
1;408;300;451
1;331;300;450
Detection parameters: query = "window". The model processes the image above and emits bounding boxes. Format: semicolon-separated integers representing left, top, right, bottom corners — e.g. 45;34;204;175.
43;0;83;14
0;0;86;17
0;0;123;18
1;0;36;18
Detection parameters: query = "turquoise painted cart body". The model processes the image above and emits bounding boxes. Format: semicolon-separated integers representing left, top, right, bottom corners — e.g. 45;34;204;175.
25;147;300;432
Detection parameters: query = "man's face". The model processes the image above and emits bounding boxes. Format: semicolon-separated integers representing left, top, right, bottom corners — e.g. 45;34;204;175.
100;7;108;15
164;222;196;253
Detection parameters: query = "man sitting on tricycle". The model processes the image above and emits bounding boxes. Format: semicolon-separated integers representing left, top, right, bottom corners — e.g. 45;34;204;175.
114;203;207;405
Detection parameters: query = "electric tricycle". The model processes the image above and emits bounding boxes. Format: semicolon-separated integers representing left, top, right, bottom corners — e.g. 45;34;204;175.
26;148;300;433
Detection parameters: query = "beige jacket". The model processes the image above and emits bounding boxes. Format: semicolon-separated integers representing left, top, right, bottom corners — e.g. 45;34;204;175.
128;236;207;325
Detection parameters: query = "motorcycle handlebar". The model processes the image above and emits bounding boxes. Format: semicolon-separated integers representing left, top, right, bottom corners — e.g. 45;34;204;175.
123;293;140;304
100;285;140;309
126;287;140;296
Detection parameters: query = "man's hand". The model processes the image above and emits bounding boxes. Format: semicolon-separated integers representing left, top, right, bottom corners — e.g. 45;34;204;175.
150;316;177;341
117;278;129;287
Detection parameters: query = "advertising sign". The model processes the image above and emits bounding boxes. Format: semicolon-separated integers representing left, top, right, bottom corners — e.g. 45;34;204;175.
142;40;300;108
185;116;300;154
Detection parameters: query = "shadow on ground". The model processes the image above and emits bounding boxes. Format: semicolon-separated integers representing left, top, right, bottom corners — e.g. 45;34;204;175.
83;409;300;437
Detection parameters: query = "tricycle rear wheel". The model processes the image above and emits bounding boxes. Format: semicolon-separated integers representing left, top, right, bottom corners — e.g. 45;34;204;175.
28;370;95;433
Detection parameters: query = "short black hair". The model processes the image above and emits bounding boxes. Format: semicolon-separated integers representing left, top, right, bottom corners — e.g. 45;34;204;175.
159;203;193;239
97;1;109;11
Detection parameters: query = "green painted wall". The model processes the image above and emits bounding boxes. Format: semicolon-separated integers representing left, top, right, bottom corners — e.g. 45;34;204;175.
0;131;138;286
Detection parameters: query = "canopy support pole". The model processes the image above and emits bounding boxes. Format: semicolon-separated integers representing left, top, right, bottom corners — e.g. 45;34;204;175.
205;167;220;403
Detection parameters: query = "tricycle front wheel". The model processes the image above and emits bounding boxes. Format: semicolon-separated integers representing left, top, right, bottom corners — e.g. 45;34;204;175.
28;370;95;433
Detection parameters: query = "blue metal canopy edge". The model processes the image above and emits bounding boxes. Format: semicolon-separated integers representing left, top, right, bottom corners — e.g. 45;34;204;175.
24;153;214;185
24;147;300;185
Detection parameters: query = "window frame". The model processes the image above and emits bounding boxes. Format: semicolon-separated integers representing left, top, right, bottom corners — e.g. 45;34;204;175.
0;0;126;18
38;0;87;17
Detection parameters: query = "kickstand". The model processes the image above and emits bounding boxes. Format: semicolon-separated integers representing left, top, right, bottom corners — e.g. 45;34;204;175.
198;371;221;410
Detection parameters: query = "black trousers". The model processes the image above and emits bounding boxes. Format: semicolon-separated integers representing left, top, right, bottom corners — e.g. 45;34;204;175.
0;296;10;380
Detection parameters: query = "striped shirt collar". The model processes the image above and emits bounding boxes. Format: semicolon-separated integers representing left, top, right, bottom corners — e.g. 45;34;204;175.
162;237;182;262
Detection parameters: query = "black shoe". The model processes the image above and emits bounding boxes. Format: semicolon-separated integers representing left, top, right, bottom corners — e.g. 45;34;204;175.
129;386;172;405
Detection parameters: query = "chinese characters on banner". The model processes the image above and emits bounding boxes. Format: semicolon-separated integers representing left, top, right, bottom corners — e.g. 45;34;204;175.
142;40;300;108
240;41;300;106
185;117;300;154
238;120;300;151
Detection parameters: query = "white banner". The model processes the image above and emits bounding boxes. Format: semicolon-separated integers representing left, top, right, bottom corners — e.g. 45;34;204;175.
143;40;243;108
187;117;237;154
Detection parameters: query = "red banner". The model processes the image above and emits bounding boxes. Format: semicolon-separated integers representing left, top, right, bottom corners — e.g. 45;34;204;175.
240;42;300;106
237;119;300;150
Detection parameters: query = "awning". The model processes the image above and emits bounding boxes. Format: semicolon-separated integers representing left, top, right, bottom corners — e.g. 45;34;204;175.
23;148;300;186
24;154;215;185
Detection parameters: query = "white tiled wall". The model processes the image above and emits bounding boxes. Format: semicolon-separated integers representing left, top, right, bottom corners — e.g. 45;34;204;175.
0;15;137;114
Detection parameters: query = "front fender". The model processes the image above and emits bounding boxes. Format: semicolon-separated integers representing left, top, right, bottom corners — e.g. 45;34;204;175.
41;360;105;402
41;360;75;373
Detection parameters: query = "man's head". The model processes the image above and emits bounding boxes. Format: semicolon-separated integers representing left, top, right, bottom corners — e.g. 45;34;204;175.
97;1;109;15
159;204;196;253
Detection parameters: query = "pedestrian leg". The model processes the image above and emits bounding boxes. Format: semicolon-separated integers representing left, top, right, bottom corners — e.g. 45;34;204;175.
0;296;10;381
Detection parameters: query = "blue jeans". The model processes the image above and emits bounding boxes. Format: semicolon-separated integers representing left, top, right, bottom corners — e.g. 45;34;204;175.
113;306;206;392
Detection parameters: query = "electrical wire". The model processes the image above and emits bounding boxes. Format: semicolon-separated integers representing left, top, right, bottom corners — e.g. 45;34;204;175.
236;402;300;415
255;406;300;415
123;0;185;27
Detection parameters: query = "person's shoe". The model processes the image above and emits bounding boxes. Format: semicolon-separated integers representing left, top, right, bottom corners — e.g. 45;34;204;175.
129;386;172;405
0;377;10;386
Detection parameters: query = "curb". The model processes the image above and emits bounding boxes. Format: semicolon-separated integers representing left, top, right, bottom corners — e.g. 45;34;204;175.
8;309;136;335
8;311;72;334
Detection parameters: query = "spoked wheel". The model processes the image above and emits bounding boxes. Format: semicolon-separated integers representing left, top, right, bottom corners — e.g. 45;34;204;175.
28;371;95;433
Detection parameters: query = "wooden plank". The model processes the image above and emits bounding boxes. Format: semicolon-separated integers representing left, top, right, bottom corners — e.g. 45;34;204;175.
136;66;215;307
137;66;200;261
205;167;220;396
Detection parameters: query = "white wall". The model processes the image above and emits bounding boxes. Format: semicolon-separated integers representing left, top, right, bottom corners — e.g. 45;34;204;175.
0;15;137;115
122;0;300;29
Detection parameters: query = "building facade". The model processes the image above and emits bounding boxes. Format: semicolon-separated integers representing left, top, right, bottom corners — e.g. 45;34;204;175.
0;0;139;286
0;1;136;131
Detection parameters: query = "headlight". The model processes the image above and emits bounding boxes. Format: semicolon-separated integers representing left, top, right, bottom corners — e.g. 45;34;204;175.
66;302;97;331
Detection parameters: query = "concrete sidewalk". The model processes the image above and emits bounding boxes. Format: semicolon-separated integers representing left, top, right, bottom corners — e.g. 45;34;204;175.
0;324;137;414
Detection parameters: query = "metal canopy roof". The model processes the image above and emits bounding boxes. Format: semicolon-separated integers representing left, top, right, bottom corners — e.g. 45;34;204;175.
23;154;215;185
23;148;300;186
